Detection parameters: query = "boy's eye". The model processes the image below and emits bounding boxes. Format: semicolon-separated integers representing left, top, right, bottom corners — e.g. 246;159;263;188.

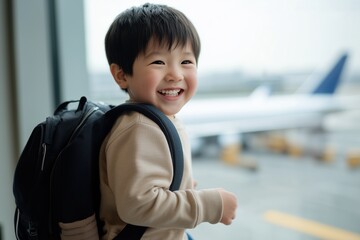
182;60;193;64
151;60;165;65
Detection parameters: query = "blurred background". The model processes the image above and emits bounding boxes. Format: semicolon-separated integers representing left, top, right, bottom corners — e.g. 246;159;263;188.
1;0;359;239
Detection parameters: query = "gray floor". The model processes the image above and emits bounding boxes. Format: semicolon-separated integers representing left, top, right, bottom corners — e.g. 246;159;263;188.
188;131;360;240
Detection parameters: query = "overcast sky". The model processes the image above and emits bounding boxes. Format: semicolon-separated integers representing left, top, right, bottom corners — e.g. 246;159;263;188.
84;0;360;76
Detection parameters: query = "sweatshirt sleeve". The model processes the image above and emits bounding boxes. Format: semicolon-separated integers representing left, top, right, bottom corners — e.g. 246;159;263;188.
104;115;223;229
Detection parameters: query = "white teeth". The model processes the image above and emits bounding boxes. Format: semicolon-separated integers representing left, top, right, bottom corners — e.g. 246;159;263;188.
160;89;180;96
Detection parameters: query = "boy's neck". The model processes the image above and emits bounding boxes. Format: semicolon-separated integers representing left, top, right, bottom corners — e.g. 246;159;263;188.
125;99;176;119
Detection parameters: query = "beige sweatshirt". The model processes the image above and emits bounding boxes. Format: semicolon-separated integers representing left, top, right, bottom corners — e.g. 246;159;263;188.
99;111;223;240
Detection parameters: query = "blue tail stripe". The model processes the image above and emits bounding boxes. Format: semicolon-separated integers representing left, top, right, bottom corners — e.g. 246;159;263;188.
312;54;348;94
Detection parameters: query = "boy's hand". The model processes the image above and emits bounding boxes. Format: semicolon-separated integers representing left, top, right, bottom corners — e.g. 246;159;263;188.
217;189;237;225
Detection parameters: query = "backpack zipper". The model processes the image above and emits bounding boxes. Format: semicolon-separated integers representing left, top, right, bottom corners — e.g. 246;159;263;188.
15;208;20;240
68;106;99;142
40;106;99;172
41;143;47;171
38;124;46;171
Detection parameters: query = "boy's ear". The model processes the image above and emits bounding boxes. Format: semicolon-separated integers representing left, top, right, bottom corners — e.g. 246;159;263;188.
110;63;128;90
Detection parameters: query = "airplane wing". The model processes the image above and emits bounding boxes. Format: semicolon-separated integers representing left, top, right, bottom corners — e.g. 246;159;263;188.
178;53;353;140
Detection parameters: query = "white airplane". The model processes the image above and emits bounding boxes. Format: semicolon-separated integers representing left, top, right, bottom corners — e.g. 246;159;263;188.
177;53;357;153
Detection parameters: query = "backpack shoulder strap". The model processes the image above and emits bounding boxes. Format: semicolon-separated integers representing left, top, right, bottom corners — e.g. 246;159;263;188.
107;103;184;190
105;103;184;240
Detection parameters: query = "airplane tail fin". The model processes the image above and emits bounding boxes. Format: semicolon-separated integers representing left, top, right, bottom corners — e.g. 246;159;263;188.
312;53;348;94
296;53;348;95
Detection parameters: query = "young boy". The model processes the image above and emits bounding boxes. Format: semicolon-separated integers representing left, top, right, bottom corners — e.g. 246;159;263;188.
99;3;237;239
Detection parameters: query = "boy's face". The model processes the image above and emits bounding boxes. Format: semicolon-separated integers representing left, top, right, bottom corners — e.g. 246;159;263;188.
117;39;198;116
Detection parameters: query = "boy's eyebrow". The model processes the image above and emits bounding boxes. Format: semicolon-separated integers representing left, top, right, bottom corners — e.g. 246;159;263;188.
144;50;195;59
143;51;162;58
183;51;195;57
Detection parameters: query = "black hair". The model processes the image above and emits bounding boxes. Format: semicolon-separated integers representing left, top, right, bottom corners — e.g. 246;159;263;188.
105;3;201;75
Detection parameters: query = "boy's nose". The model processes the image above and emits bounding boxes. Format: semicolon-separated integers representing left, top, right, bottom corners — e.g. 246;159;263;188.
165;67;183;82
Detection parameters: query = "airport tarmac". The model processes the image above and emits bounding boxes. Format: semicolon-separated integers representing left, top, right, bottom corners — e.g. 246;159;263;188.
187;128;360;240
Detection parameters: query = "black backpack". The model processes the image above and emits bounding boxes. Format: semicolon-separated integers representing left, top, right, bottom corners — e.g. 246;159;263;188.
13;96;184;240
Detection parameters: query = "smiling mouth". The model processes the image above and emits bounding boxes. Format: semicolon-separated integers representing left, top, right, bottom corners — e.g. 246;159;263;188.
158;89;183;97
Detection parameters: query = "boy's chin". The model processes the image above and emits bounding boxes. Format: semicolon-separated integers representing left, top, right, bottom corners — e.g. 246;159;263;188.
158;106;181;117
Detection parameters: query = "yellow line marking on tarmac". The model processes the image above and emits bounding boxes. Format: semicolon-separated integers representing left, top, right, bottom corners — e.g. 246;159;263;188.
264;210;360;240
